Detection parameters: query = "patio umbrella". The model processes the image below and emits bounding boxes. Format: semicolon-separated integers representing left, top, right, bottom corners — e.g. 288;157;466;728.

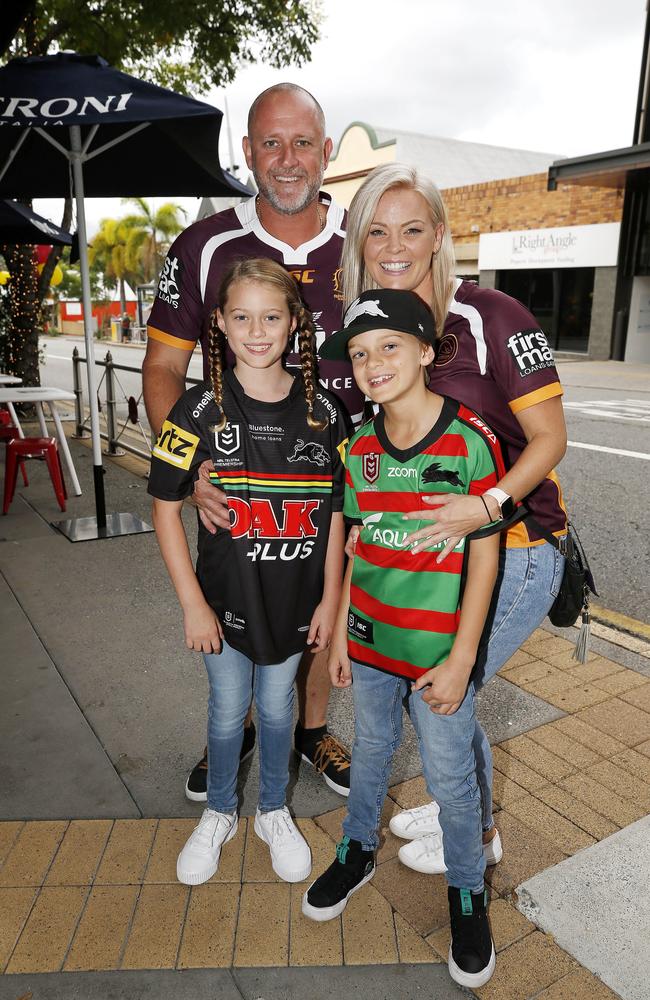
0;52;250;541
0;199;72;245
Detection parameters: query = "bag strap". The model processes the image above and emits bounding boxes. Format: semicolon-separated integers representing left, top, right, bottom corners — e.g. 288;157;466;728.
524;513;567;553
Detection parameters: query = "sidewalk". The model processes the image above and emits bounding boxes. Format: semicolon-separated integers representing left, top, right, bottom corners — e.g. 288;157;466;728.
1;427;649;999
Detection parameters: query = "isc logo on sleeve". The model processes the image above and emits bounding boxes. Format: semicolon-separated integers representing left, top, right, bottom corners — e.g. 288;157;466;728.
153;420;200;469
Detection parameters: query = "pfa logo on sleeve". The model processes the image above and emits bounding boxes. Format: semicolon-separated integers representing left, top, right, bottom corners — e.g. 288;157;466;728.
153;420;199;469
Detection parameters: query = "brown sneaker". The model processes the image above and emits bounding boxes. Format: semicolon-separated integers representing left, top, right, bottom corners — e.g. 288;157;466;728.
295;724;350;796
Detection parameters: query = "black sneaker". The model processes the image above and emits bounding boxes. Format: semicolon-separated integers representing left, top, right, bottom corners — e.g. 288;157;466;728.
447;885;496;988
302;836;375;921
184;723;256;802
295;723;351;796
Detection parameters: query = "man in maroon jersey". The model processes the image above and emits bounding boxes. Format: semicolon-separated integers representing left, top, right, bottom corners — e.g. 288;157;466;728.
143;83;358;802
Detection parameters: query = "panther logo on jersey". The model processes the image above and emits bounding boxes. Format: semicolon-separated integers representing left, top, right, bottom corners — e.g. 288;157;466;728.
213;422;240;456
288;439;330;467
362;453;381;484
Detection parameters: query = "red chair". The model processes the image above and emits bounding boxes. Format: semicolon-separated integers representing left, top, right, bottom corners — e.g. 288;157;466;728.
3;437;66;514
0;409;28;485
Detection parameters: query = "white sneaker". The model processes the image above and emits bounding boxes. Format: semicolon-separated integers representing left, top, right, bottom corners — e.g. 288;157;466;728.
176;808;238;885
398;829;503;875
254;806;312;883
389;801;442;840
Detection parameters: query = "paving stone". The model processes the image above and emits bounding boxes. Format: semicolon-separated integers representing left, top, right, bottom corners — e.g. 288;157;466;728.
620;679;650;713
533;967;621;999
388;774;429;809
94;819;157;884
213;816;246;883
498;735;575;782
592;672;650;697
544;649;601;671
5;885;87;973
526;724;603;768
372;857;449;936
313;801;400;864
64;885;138;971
492;746;548;791
243;816;281;883
533;784;618;841
492;769;546;808
575;698;650;747
483;812;566;896
0;821;67;887
542;684;611;713
498;648;536;672
474;931;576;999
313;804;345;845
611;748;650;784
524;636;574;660
292;819;338;885
504;792;595;855
120;884;188;969
143;819;196;884
559;773;646;827
521;630;556;653
393;911;441;963
426;898;534;959
551;716;626;757
44;820;112;886
289;883;342;966
566;657;624;682
499;660;556;688
523;668;582;700
585;759;650;804
342;881;398;965
0;823;23;868
0;887;36;971
233;883;289;967
177;883;239;968
637;739;650;758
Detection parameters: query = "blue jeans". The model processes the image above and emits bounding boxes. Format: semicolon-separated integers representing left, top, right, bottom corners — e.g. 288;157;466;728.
203;641;302;814
472;541;565;828
343;664;485;891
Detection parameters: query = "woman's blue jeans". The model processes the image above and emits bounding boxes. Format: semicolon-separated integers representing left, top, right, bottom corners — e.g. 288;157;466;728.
342;541;565;891
203;641;302;814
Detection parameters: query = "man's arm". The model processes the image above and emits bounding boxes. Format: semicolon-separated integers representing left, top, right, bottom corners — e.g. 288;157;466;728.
142;337;193;437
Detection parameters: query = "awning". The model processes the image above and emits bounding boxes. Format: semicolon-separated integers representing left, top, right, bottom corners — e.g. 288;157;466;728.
548;142;650;190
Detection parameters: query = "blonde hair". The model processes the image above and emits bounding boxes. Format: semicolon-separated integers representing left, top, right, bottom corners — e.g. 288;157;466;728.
209;258;327;432
341;163;455;335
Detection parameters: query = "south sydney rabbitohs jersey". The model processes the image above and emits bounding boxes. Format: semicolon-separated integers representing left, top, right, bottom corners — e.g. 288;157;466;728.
147;370;348;664
147;193;365;425
344;398;506;681
429;279;567;546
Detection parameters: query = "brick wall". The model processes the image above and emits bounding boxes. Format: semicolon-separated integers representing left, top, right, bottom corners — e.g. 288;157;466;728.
444;173;624;245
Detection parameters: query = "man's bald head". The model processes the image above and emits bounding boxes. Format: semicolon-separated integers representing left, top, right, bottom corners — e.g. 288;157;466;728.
247;83;326;138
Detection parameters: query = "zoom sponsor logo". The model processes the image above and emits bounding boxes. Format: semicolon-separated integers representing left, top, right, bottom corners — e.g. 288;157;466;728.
387;466;417;479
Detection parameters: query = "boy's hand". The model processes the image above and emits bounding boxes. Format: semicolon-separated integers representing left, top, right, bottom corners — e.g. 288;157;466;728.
183;602;223;654
345;525;360;559
307;597;338;653
412;658;472;715
191;461;231;534
328;639;352;688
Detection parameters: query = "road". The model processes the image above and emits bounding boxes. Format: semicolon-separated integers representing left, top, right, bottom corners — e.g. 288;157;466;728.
39;337;650;625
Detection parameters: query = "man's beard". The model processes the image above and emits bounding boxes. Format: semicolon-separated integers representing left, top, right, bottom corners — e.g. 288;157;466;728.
256;171;323;216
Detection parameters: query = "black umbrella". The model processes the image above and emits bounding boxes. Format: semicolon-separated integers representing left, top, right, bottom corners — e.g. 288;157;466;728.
0;52;250;541
0;199;72;245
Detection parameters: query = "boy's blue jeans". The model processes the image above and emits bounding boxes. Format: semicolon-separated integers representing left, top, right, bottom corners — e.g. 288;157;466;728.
343;664;485;892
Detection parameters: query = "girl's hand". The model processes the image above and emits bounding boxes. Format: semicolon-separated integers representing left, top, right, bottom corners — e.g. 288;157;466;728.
307;598;338;653
183;603;223;654
345;525;360;559
328;639;352;688
411;658;472;715
403;494;494;561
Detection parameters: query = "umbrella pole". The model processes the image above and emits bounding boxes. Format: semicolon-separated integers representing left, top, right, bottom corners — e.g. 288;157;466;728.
70;125;106;528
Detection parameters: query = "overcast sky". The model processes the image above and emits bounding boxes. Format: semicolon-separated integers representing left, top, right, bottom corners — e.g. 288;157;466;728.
34;0;648;238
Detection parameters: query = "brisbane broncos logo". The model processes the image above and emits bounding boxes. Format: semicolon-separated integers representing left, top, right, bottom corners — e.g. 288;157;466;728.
421;462;464;488
288;439;330;467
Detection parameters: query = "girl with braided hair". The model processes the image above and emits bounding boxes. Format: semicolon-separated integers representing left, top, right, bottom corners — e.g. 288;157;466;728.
148;257;348;889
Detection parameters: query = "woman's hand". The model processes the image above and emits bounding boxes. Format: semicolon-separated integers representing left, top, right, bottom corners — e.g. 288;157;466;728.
411;657;472;715
191;460;231;534
328;637;352;688
403;494;494;561
307;596;338;653
183;602;223;654
345;525;360;559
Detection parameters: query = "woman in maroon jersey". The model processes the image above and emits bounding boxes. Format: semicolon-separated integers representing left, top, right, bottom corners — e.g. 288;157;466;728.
340;162;568;875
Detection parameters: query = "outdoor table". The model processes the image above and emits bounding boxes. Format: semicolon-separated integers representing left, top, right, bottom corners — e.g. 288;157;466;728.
0;386;82;496
0;373;23;385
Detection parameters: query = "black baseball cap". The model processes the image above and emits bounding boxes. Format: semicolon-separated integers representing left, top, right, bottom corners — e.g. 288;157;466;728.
319;288;436;361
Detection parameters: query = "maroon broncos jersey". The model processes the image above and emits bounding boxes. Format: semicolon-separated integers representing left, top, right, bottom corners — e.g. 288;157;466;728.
148;193;364;425
429;280;567;547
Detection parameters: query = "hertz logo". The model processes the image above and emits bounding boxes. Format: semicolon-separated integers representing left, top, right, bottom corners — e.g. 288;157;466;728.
153;420;199;469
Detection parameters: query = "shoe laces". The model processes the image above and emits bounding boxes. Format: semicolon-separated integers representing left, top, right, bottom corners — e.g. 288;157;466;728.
404;803;439;828
193;808;232;847
412;832;443;857
313;734;351;773
262;807;301;847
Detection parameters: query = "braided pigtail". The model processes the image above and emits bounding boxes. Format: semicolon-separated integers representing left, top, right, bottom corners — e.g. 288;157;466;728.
208;309;227;432
297;303;327;431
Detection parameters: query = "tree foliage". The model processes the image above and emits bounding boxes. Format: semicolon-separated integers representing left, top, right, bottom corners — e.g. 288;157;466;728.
10;0;322;94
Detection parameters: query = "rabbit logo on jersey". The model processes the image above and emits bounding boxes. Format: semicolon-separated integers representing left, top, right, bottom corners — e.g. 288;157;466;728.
157;255;183;309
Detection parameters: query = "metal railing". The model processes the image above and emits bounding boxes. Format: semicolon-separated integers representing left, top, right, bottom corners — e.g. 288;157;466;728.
72;347;200;461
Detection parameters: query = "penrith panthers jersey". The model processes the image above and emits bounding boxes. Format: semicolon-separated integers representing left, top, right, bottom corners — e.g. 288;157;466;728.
148;369;348;664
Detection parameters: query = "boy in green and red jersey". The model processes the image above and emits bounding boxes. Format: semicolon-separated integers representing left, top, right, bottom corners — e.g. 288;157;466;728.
302;289;503;990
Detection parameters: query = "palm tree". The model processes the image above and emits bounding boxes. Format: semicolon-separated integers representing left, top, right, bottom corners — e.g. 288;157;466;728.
120;198;186;284
88;217;140;314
